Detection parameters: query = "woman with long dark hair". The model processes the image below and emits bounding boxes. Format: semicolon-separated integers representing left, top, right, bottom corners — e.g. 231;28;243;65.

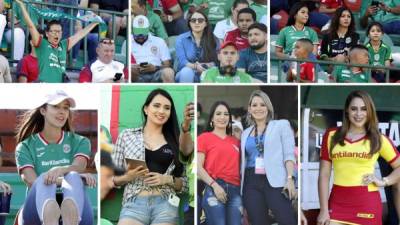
197;101;242;225
320;7;359;63
15;90;95;225
112;88;187;225
275;2;319;58
175;10;218;83
318;90;400;225
240;90;297;225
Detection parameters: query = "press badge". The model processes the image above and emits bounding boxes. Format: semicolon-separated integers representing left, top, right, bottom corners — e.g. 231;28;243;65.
255;157;266;174
168;194;180;207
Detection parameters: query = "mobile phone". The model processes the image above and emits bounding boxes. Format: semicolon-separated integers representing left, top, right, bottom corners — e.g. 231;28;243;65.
371;1;380;7
125;158;148;170
140;62;148;67
113;73;123;81
188;102;195;118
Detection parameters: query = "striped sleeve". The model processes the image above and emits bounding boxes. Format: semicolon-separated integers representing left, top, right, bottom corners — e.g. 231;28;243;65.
320;128;336;161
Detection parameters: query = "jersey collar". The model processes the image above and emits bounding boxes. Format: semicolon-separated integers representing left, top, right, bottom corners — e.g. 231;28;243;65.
38;131;65;145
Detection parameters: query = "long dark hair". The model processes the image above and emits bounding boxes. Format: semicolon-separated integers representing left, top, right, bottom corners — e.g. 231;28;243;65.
328;7;356;41
187;10;217;63
286;2;310;26
330;90;381;155
206;101;233;135
16;104;73;143
141;88;183;176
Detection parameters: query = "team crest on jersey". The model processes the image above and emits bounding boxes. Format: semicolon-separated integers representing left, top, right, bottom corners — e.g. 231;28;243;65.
151;46;158;55
63;144;71;153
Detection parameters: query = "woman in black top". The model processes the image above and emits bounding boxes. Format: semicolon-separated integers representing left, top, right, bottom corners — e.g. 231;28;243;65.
320;7;359;63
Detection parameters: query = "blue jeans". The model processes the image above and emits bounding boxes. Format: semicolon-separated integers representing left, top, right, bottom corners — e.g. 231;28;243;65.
175;67;200;83
383;20;400;35
119;195;178;225
201;179;242;225
21;172;93;225
309;12;331;29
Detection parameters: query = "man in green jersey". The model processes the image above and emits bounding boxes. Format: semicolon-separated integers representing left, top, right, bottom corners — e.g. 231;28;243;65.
201;41;254;83
333;45;371;83
16;0;99;83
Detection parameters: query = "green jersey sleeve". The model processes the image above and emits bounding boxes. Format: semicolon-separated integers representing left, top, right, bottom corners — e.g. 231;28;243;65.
72;134;91;161
15;142;35;173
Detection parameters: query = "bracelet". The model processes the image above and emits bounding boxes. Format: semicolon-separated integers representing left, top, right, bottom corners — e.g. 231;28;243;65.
181;122;191;133
209;180;215;187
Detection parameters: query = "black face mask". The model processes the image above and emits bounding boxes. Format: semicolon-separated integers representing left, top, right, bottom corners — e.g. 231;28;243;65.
219;65;237;76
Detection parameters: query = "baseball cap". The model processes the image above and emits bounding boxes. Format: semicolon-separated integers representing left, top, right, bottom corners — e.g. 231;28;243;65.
42;90;76;108
132;15;150;35
219;41;238;51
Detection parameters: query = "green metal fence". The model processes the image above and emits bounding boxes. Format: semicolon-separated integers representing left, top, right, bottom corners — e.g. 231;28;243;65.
271;55;400;83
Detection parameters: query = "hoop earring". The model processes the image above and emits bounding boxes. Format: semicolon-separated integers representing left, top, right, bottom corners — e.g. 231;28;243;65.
210;121;214;128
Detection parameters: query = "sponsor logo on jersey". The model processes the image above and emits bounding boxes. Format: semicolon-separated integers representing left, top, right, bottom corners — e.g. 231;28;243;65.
332;151;372;159
41;158;70;166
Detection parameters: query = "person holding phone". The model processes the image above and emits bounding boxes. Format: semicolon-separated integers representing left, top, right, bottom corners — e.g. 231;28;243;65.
240;90;297;225
15;90;96;225
360;0;400;34
111;88;188;225
317;90;400;225
131;16;175;83
79;38;128;83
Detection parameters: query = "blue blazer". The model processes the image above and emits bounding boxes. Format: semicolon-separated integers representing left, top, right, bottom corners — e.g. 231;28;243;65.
240;120;296;194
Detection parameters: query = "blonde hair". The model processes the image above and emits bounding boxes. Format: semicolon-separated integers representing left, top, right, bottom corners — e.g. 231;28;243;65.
246;90;274;126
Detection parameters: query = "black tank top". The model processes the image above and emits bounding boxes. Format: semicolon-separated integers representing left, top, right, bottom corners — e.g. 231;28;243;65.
145;144;174;174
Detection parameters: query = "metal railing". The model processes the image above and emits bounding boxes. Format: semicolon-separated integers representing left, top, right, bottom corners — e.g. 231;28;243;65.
8;0;129;67
271;55;400;83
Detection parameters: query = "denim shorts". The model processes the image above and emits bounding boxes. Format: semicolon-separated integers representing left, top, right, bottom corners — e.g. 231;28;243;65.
119;195;179;225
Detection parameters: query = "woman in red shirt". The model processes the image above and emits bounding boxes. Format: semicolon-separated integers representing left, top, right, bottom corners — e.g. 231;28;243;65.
197;101;242;225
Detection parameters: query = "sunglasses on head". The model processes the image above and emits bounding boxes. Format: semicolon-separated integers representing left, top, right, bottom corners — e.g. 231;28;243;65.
189;18;206;24
100;39;114;44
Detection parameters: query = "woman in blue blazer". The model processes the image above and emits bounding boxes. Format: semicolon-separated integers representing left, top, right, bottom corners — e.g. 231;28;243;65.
240;90;297;225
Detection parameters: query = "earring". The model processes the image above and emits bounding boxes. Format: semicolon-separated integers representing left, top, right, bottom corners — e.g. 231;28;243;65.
210;121;214;128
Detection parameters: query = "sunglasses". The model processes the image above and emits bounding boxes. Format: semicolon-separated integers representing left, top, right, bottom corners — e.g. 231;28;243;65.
100;39;115;44
189;18;206;24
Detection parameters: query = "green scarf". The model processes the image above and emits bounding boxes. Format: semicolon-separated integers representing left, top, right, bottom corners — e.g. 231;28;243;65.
20;0;108;37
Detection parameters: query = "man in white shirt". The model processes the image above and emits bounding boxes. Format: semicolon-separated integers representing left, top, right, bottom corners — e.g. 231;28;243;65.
78;38;127;83
213;0;249;44
131;15;175;82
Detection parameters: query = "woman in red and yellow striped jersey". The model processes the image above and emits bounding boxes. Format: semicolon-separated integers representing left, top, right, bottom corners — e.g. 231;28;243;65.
317;90;400;225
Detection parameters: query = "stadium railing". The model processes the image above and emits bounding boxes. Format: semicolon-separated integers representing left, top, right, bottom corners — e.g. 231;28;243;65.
271;55;400;83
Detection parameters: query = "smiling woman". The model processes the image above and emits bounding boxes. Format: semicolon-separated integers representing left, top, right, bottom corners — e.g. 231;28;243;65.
14;89;95;225
111;88;188;225
318;90;400;225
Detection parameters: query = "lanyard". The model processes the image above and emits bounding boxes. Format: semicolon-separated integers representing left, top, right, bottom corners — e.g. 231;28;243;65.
254;125;266;153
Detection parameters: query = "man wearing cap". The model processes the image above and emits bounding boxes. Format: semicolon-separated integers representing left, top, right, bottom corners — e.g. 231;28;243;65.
16;0;100;83
79;38;128;83
237;23;267;82
200;41;253;83
131;15;175;82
